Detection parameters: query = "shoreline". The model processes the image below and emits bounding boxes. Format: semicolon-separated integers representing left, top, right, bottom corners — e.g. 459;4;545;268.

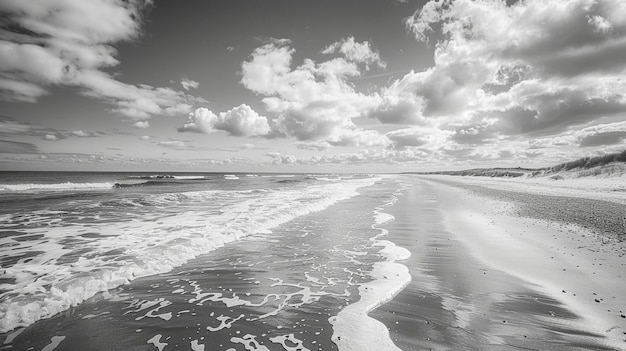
372;175;626;349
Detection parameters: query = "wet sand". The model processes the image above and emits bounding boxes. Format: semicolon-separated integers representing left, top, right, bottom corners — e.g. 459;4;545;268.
372;175;626;350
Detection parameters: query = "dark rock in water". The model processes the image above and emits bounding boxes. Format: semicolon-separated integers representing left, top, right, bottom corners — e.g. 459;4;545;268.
276;179;300;184
152;174;174;179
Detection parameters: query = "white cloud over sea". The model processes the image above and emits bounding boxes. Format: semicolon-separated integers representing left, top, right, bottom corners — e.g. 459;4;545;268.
179;104;270;137
0;0;195;120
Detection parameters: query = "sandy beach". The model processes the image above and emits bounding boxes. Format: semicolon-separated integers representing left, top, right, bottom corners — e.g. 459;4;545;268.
372;175;626;350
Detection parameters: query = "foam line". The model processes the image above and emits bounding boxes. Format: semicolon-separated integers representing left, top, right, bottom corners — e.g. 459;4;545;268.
330;189;412;351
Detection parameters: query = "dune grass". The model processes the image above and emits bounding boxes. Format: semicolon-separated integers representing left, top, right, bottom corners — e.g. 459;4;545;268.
411;150;626;178
531;150;626;178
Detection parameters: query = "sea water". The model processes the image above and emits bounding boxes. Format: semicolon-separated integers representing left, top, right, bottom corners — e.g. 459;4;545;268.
0;171;409;350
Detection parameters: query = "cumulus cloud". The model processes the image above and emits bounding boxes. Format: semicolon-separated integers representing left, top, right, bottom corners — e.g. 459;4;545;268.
322;36;386;70
372;0;626;148
0;0;194;119
240;38;386;147
179;104;270;137
44;134;59;141
133;121;150;129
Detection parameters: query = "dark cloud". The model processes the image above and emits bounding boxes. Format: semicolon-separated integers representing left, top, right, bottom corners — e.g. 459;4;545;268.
579;131;626;147
499;98;626;136
0;140;38;153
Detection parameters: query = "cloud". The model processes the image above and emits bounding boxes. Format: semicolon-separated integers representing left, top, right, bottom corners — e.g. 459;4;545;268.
0;116;33;134
322;36;386;70
0;116;100;140
181;78;199;91
240;38;386;147
266;149;430;166
295;141;332;151
71;130;96;137
179;104;270;137
0;0;195;119
157;139;195;150
0;140;38;153
573;121;626;147
579;131;626;147
133;121;150;129
373;0;626;146
386;127;452;150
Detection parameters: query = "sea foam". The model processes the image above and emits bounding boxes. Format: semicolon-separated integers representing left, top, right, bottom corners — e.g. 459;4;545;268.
329;189;411;351
0;177;380;333
0;182;115;192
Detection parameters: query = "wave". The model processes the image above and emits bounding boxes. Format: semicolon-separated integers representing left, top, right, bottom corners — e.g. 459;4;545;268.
0;182;115;192
127;174;206;180
112;181;152;188
0;177;381;333
172;176;206;180
275;179;301;184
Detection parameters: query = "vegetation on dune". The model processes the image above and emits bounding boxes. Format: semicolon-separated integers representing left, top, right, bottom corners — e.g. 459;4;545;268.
410;150;626;178
544;150;626;173
530;150;626;178
418;168;530;178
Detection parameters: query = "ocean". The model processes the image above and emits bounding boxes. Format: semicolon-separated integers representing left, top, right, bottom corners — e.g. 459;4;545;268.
0;171;407;350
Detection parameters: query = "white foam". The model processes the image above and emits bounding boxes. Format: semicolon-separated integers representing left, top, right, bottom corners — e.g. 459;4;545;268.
2;327;24;345
190;339;205;351
0;182;114;192
230;334;270;351
269;334;311;351
0;177;381;333
330;262;410;351
330;198;411;351
147;334;167;351
173;176;206;180
41;336;66;351
206;314;244;332
374;213;394;225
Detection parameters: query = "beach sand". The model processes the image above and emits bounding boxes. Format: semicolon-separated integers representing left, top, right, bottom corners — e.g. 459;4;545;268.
371;175;626;350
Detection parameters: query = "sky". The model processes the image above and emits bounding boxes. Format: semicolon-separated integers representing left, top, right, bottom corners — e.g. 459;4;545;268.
1;0;625;172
